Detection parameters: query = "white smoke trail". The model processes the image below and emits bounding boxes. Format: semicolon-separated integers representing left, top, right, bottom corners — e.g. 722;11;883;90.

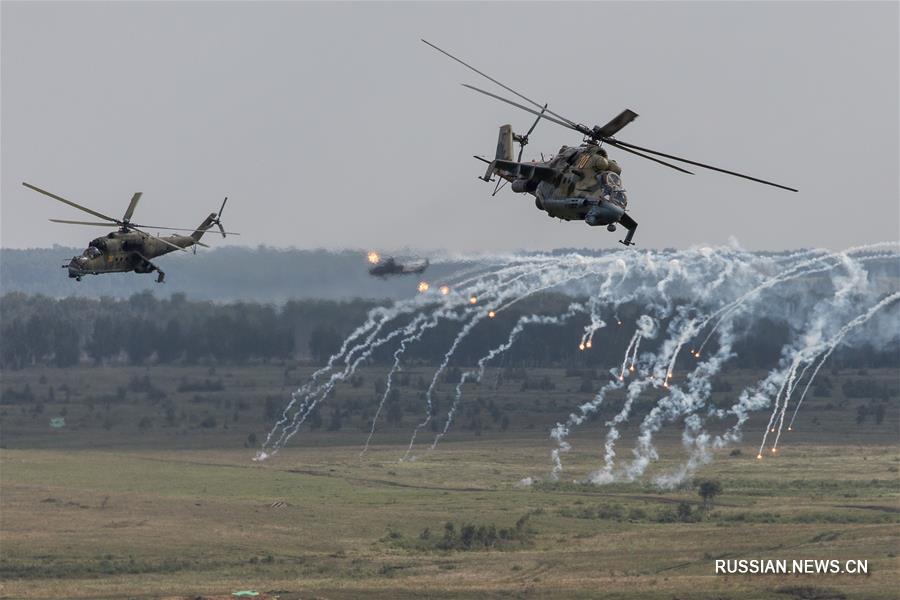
627;250;894;483
254;243;898;483
360;313;432;455
760;251;871;454
784;291;900;434
427;303;585;453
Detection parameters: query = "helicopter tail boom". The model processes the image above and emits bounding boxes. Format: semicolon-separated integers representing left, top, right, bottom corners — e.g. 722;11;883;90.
190;213;218;242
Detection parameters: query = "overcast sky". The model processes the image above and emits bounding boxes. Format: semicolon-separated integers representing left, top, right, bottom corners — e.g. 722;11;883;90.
2;1;897;252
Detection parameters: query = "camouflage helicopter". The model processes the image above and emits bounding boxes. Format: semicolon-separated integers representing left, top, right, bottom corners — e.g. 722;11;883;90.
367;251;429;277
22;182;238;283
424;41;797;246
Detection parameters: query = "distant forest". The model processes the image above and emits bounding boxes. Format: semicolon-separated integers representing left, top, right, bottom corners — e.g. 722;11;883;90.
0;246;462;302
2;291;896;371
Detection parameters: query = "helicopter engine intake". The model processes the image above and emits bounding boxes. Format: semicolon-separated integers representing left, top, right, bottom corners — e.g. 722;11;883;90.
511;178;538;194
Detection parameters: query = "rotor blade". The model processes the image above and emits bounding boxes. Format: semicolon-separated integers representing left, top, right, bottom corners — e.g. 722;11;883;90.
23;182;120;222
524;104;547;138
49;219;114;226
218;197;227;217
129;226;189;253
518;105;547;162
610;139;798;192
217;222;226;238
461;84;580;132
122;192;142;222
595;109;639;138
423;39;581;129
130;223;241;235
605;140;694;174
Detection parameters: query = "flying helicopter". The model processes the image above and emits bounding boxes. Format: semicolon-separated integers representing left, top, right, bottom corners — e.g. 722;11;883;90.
423;40;797;246
367;251;429;277
22;182;239;283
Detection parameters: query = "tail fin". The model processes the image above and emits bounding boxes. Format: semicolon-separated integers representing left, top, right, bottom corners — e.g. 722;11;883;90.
191;213;217;242
496;124;514;161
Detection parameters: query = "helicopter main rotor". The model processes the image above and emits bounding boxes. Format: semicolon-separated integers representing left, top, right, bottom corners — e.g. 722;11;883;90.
424;40;798;193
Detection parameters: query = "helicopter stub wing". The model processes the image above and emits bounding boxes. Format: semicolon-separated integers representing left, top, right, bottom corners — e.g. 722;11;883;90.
491;159;559;183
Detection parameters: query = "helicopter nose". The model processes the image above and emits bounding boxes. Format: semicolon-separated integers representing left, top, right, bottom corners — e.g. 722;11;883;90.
67;258;81;278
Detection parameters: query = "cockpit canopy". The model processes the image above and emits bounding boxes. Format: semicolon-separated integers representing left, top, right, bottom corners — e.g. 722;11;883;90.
601;171;628;207
81;246;102;260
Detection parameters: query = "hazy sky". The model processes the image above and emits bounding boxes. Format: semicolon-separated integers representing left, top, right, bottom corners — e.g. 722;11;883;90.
2;1;898;252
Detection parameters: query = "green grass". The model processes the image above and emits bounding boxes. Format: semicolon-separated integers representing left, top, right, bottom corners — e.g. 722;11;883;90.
0;365;898;598
1;440;898;599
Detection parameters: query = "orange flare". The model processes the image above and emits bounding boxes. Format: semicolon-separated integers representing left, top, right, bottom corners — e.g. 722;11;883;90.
469;296;478;304
586;340;592;349
417;281;430;293
367;251;380;264
756;453;763;460
579;343;585;351
629;365;635;372
439;285;450;296
488;310;496;318
771;448;777;453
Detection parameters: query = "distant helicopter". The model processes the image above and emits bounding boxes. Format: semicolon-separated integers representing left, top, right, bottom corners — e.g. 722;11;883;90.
424;40;797;246
22;182;238;283
367;251;429;278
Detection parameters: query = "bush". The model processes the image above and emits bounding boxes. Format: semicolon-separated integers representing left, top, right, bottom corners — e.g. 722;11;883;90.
403;514;535;552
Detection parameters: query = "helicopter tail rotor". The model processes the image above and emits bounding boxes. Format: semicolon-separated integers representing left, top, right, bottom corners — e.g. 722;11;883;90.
515;103;547;162
212;197;228;238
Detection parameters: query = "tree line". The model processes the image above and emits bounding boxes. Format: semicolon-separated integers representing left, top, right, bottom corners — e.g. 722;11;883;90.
1;291;896;371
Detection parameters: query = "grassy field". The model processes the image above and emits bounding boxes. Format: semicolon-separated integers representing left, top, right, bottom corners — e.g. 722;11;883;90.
1;365;898;599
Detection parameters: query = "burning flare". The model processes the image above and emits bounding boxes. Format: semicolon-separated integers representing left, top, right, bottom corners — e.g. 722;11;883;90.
367;251;380;264
488;310;496;318
469;296;478;304
417;281;430;293
440;285;450;296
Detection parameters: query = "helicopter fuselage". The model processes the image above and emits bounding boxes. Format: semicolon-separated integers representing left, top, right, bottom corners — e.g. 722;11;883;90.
68;230;196;279
368;257;429;277
66;213;217;282
486;142;638;244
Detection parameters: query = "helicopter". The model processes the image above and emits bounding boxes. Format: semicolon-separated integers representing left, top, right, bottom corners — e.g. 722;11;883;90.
22;182;239;283
366;251;429;277
423;40;797;246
